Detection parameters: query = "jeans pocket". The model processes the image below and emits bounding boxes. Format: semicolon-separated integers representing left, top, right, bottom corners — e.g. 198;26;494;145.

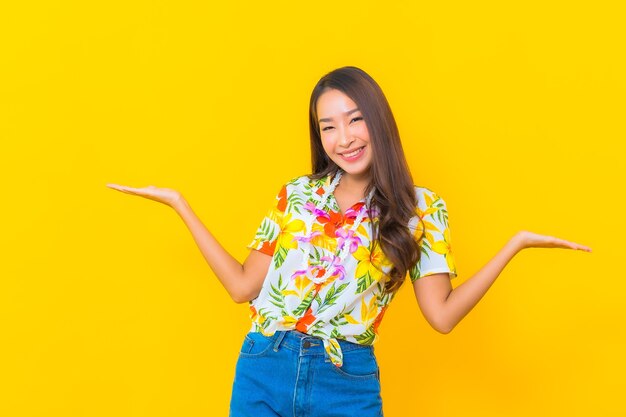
239;331;275;358
330;347;379;379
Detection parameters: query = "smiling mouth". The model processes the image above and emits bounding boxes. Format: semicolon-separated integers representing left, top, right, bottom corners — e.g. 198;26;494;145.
340;146;365;157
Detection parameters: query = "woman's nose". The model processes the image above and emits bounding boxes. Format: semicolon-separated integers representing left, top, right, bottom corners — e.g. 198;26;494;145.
339;131;354;147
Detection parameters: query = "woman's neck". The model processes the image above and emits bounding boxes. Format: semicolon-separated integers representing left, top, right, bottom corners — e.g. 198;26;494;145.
336;169;371;196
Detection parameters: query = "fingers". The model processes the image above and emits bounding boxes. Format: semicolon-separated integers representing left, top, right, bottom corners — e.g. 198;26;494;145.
557;237;592;252
106;183;126;191
107;183;134;192
106;183;147;195
526;232;593;253
574;243;593;252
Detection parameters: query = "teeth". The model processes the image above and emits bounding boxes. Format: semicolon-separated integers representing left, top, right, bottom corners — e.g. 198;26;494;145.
343;147;364;157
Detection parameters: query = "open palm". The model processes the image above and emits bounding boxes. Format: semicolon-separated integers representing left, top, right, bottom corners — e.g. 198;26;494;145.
516;230;592;252
106;183;182;207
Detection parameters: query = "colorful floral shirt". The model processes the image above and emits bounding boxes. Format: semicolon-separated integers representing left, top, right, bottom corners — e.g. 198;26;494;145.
246;168;457;367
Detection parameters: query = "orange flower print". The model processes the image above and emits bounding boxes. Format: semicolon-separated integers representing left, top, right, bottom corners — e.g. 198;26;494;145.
319;210;344;237
277;184;288;212
373;305;388;334
259;239;277;256
249;305;266;325
295;307;316;333
312;265;326;278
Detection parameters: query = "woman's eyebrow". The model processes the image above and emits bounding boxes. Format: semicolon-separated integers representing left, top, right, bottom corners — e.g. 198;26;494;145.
318;108;360;123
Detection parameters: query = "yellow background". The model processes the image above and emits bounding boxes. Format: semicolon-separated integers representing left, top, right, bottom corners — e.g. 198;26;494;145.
1;1;623;416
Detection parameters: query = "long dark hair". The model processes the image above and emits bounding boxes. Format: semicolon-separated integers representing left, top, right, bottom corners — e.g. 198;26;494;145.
308;66;424;295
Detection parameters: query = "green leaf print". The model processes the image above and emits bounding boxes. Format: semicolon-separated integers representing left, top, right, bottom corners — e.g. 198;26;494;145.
330;328;346;340
433;199;449;228
310;177;327;189
273;245;290;269
376;282;392;304
293;286;316;316
288;192;305;214
316;282;350;315
311;245;324;262
329;315;350;327
258;307;278;322
255;218;276;243
329;305;356;328
420;238;433;259
409;263;420;283
261;319;272;332
313;292;322;307
311;328;329;339
356;270;375;294
309;319;326;333
268;274;286;310
355;328;376;344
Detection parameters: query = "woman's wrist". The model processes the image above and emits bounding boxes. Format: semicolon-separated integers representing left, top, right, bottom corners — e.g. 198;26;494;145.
510;231;527;252
171;193;188;212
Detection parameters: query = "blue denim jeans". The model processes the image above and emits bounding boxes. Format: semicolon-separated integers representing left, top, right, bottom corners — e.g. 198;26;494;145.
229;330;383;417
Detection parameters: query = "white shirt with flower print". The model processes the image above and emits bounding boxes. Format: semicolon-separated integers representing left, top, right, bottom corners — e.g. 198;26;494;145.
246;168;457;368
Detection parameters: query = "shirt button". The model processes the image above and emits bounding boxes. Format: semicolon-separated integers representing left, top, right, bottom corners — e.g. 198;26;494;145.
303;341;311;348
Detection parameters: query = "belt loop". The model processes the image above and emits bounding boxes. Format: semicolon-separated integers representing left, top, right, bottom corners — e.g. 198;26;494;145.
273;331;288;352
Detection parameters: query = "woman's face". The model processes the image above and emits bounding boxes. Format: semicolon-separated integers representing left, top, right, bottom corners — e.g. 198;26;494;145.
317;88;372;181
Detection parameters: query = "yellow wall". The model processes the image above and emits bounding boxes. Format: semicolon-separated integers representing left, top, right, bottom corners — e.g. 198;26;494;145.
1;1;623;416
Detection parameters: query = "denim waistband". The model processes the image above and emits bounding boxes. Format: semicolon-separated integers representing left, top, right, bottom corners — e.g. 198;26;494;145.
255;329;373;357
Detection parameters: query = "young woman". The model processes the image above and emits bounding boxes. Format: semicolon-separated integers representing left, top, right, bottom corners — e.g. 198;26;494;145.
107;66;591;416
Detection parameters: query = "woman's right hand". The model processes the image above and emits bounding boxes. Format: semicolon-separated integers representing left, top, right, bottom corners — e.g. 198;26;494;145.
107;182;263;304
513;230;592;252
106;183;183;208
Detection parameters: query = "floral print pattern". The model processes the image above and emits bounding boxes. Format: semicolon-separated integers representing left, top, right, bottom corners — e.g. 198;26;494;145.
246;168;457;368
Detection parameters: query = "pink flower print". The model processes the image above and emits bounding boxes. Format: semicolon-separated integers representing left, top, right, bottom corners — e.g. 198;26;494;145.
344;202;369;221
293;230;322;244
304;201;328;218
320;255;347;280
291;259;325;281
335;228;362;254
291;268;308;280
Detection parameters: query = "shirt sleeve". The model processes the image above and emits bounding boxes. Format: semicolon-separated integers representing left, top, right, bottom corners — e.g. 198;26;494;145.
246;183;287;256
408;188;458;283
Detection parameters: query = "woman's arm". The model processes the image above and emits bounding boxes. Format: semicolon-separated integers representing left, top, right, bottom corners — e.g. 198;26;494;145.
106;183;271;303
174;197;272;303
413;231;592;333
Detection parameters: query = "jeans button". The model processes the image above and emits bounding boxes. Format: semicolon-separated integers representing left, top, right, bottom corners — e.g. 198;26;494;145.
303;341;311;348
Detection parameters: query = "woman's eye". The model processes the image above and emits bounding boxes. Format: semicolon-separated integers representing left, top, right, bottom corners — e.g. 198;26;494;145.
321;117;362;131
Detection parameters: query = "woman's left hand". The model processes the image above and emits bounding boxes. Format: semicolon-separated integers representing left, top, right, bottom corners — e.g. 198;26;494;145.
514;230;592;252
